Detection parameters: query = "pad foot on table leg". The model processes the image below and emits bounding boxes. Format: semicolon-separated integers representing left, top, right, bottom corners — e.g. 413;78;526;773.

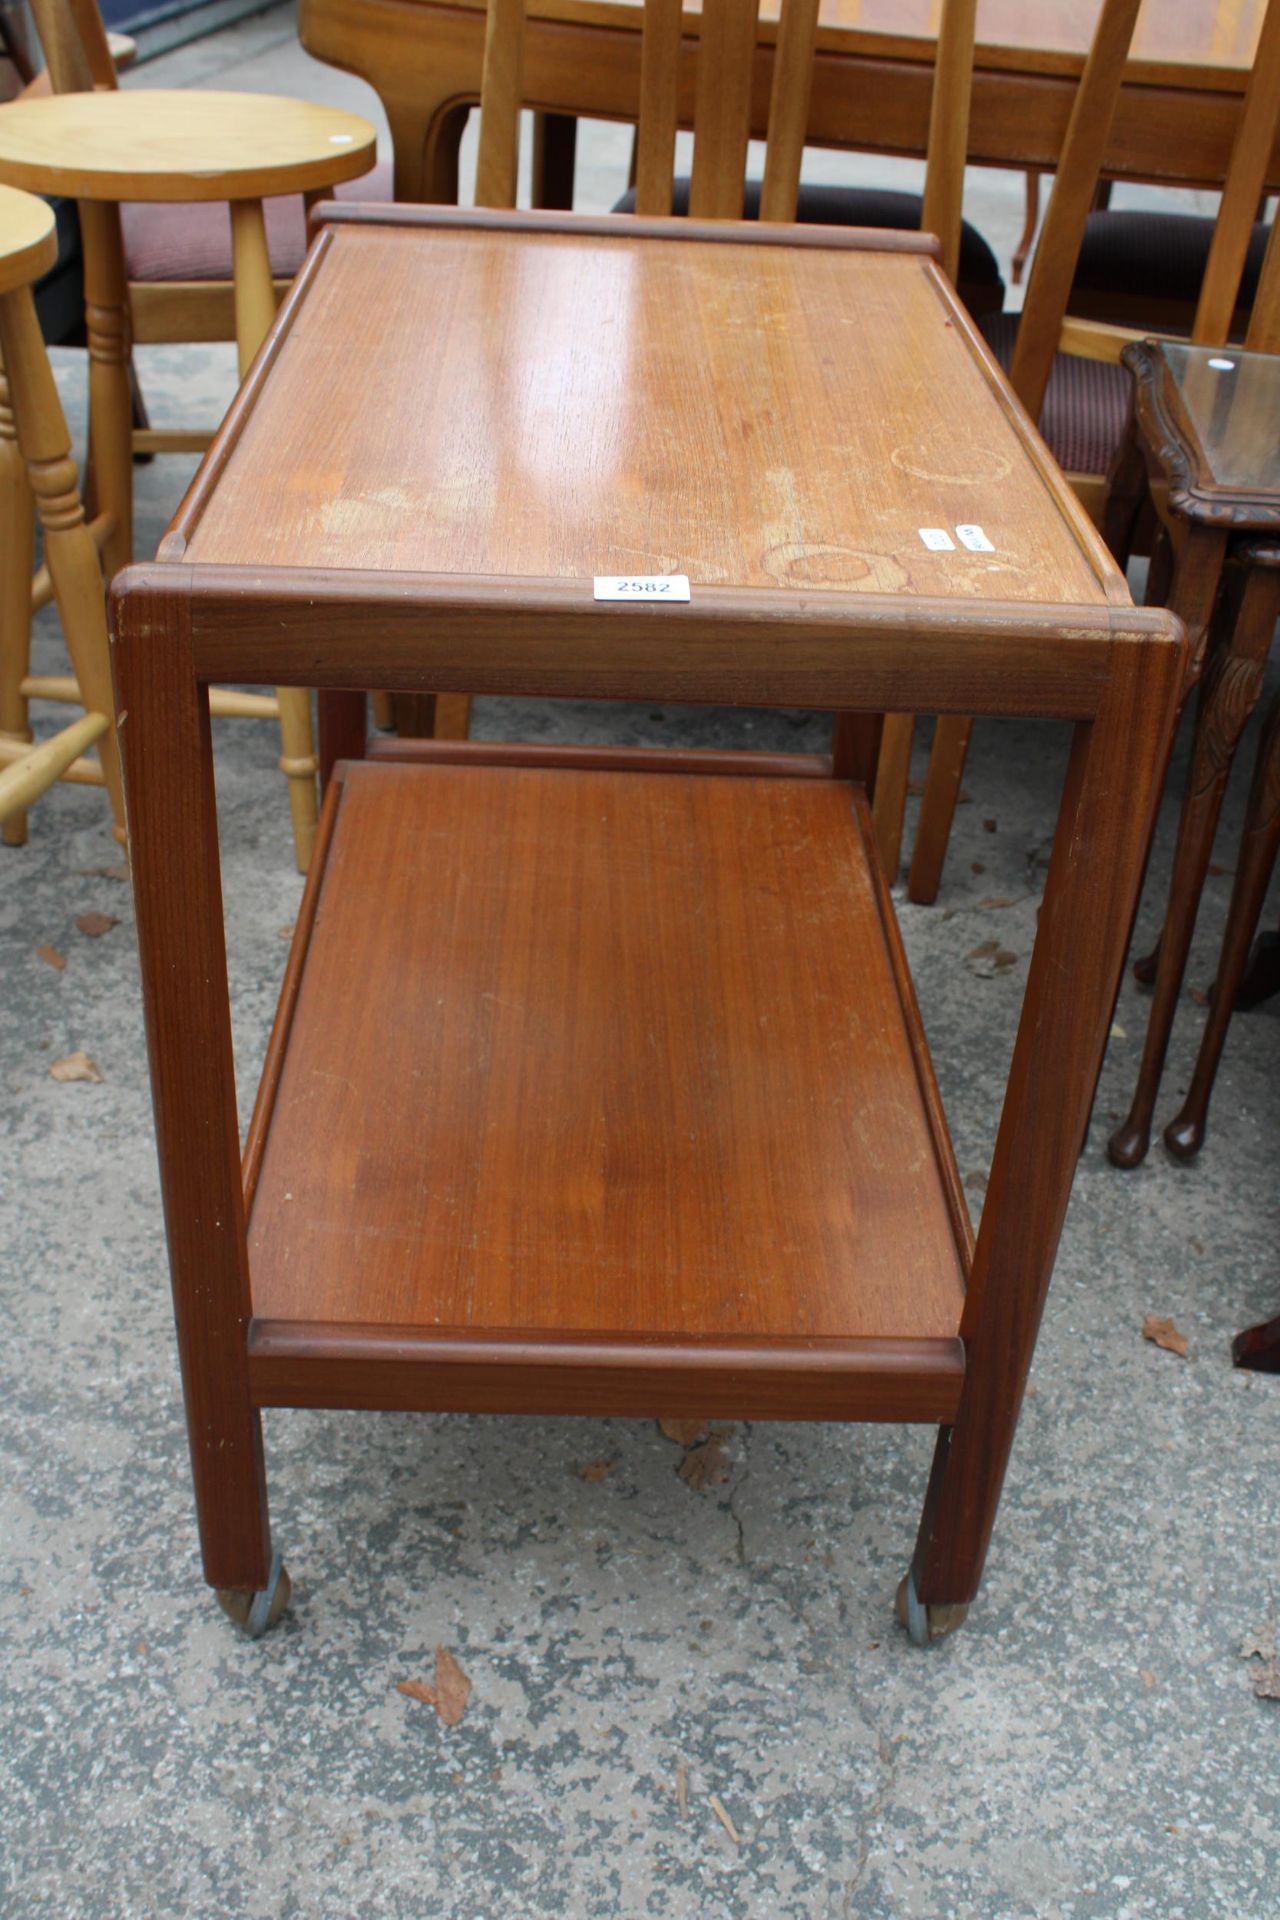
215;1553;292;1638
895;1572;969;1648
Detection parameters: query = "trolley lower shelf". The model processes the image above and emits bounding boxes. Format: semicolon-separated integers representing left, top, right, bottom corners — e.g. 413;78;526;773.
242;754;970;1424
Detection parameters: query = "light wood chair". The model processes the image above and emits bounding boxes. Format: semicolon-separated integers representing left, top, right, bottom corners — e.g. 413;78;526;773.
0;184;121;840
0;46;377;869
903;0;1280;911
430;0;982;881
110;0;1184;1644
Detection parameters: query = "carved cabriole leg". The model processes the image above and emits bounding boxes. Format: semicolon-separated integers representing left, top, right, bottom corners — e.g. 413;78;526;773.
1131;519;1229;987
230;197;318;872
871;712;913;880
0;344;35;846
1109;558;1280;1169
909;631;1183;1623
1165;688;1280;1160
111;575;274;1600
79;201;132;583
906;716;974;904
0;286;125;842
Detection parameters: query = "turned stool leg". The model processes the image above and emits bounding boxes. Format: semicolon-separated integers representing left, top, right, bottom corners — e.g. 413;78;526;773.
1164;691;1280;1160
1109;560;1280;1168
79;201;133;583
230;196;318;872
0;286;125;841
0;347;35;846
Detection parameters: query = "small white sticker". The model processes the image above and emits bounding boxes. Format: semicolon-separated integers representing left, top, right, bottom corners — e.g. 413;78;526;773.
594;574;691;602
956;524;995;552
918;528;955;551
1208;356;1235;371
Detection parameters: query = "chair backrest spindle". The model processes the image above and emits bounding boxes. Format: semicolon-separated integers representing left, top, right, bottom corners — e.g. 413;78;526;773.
687;0;761;219
633;0;682;216
28;0;116;93
759;0;822;224
1010;0;1143;419
1193;0;1280;346
919;0;977;285
474;0;527;209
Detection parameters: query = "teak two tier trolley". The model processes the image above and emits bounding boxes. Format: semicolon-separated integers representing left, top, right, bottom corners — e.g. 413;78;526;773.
112;203;1184;1642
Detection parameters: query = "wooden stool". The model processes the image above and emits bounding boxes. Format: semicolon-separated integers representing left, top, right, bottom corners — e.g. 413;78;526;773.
0;89;376;870
0;184;122;838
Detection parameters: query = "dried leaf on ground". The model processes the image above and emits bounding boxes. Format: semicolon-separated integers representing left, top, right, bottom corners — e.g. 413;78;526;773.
957;789;972;805
970;862;986;876
708;1794;740;1845
49;1051;103;1084
659;1418;709;1448
434;1647;471;1726
982;816;997;833
1188;986;1209;1007
976;896;1015;912
965;939;1018;978
1142;1313;1189;1359
579;1457;615;1482
397;1646;472;1725
36;945;66;971
277;924;295;941
1241;1601;1280;1701
1110;1022;1127;1040
678;1434;730;1491
396;1679;436;1706
75;912;118;939
1140;1669;1157;1689
76;863;128;883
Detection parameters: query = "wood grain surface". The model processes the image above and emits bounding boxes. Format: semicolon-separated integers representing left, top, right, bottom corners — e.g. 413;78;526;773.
0;90;376;202
247;760;968;1341
0;184;56;294
183;219;1113;606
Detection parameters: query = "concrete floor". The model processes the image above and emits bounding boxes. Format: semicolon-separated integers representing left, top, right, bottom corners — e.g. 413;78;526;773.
3;9;1280;1917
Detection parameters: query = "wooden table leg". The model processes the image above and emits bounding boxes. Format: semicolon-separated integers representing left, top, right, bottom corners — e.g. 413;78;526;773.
79;200;132;583
1110;558;1280;1168
0;285;126;842
532;110;577;208
1164;689;1280;1160
0;345;35;846
906;635;1183;1634
230;197;319;873
906;715;973;905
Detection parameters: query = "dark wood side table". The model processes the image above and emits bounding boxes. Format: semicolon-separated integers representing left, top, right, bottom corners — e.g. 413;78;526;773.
110;202;1184;1646
1105;342;1280;1168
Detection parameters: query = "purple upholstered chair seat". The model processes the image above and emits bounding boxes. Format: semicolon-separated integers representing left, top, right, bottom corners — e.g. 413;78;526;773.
121;160;394;282
980;310;1133;476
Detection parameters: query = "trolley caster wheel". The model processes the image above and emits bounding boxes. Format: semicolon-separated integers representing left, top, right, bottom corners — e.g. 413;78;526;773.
215;1552;292;1638
895;1572;969;1648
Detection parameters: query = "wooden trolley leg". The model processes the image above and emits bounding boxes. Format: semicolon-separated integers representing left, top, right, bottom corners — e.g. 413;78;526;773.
0;346;35;846
1164;690;1280;1160
907;715;974;904
231;197;319;872
872;712;914;880
904;634;1183;1639
1110;561;1279;1169
111;579;282;1622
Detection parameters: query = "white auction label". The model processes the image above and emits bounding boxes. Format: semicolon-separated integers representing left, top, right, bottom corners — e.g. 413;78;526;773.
594;574;691;602
918;528;956;551
955;524;995;552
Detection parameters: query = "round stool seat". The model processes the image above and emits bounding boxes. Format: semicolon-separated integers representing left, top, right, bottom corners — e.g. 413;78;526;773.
0;91;376;203
0;184;57;294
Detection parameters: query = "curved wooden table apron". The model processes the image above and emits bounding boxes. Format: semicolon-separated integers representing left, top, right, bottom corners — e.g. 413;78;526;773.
298;0;1278;205
0;92;377;868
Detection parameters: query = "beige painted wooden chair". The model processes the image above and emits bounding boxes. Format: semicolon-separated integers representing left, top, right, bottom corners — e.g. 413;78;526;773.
906;0;1280;909
0;17;377;869
0;184;122;841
